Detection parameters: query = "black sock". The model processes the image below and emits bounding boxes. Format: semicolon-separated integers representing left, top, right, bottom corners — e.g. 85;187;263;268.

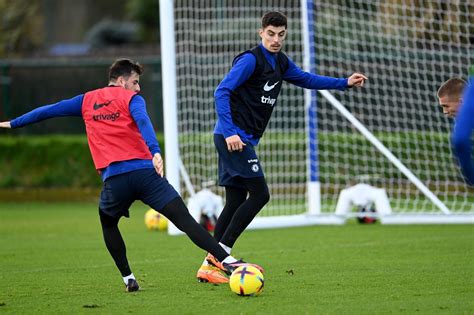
219;177;270;247
99;211;132;277
213;186;247;242
158;197;229;261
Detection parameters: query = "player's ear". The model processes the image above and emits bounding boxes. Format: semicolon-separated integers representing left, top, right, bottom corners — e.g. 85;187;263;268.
116;76;125;87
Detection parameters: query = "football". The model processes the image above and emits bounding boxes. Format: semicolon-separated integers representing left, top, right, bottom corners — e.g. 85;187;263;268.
229;265;264;296
144;208;168;231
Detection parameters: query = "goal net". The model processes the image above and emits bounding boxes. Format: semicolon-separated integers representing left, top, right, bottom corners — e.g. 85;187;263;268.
165;0;473;225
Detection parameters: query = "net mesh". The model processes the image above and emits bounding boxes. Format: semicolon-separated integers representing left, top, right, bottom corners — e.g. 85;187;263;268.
173;0;473;215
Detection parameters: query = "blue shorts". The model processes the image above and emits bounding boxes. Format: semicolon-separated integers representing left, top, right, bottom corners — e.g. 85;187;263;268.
99;168;180;218
214;134;264;188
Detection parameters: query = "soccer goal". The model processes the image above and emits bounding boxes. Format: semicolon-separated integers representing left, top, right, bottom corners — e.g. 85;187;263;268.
160;0;474;233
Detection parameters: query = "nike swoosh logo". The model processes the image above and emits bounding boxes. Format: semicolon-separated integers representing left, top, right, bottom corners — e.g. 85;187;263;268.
93;100;114;110
263;81;279;92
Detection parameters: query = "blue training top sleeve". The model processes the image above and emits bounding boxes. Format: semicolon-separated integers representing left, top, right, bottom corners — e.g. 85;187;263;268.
452;79;474;185
283;57;348;90
129;94;161;156
10;94;84;128
214;52;256;138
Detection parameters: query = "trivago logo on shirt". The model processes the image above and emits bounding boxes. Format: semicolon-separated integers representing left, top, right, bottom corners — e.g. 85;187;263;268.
93;112;121;121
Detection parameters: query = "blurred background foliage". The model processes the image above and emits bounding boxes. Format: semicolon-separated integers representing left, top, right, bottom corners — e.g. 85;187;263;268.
125;0;160;43
0;0;159;58
0;0;471;58
0;0;45;58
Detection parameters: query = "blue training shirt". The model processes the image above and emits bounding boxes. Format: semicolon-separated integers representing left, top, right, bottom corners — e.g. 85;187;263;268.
452;74;474;185
214;43;349;146
10;93;160;181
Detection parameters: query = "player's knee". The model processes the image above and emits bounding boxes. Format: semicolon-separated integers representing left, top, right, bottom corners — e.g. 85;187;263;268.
260;187;270;205
250;185;270;206
99;210;119;228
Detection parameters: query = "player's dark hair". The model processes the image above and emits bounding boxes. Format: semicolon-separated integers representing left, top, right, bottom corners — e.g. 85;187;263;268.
437;78;466;99
109;58;143;82
261;11;287;29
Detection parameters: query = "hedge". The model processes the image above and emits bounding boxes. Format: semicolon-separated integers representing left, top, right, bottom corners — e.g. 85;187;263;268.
0;134;164;189
0;131;459;189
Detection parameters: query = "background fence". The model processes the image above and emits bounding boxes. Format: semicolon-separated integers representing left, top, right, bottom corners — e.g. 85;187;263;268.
0;57;163;134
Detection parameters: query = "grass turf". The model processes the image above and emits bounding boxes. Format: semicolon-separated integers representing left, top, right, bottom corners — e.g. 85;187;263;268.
0;202;473;314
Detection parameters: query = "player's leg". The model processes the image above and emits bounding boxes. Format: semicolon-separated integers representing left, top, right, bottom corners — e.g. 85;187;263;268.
200;134;266;274
98;173;138;292
195;185;246;282
218;176;269;248
213;133;268;248
160;197;231;261
134;169;237;263
134;169;261;279
204;182;267;275
213;185;247;242
99;212;138;292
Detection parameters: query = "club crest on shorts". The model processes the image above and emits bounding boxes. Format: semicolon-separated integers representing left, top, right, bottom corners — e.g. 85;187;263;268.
251;164;259;172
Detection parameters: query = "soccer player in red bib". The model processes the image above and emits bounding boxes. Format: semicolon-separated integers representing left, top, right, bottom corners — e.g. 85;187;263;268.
0;59;259;291
196;11;367;282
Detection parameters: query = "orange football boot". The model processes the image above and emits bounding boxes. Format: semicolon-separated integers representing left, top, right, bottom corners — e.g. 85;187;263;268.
196;264;229;284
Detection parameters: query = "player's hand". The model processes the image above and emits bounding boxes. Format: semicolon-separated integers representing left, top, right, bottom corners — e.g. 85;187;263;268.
225;135;246;152
152;153;164;177
0;121;11;128
348;73;368;88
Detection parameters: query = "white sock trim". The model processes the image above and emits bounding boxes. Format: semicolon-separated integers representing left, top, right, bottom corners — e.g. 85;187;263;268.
222;255;238;264
123;273;135;285
219;242;232;255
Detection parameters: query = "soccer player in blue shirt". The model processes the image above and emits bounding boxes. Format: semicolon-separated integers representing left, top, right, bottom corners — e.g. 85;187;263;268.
0;59;258;291
197;11;368;283
437;75;473;185
451;68;474;185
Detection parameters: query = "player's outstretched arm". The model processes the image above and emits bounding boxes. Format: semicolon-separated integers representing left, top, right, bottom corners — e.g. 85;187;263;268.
2;95;83;129
347;73;368;88
282;59;366;90
0;121;11;128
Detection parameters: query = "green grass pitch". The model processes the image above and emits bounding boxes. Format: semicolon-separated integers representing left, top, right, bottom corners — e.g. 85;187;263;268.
0;202;473;314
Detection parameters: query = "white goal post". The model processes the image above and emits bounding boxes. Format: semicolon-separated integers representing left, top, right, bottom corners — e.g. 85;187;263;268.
160;0;474;233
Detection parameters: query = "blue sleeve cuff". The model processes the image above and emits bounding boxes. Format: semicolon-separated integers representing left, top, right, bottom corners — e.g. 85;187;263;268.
151;147;161;156
10;120;19;128
222;129;238;139
343;78;349;89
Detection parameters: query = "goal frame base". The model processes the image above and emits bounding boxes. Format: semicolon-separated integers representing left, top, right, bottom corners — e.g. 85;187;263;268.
245;213;474;230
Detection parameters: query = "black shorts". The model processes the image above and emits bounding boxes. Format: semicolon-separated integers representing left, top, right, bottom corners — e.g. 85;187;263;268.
99;168;180;218
214;134;264;188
